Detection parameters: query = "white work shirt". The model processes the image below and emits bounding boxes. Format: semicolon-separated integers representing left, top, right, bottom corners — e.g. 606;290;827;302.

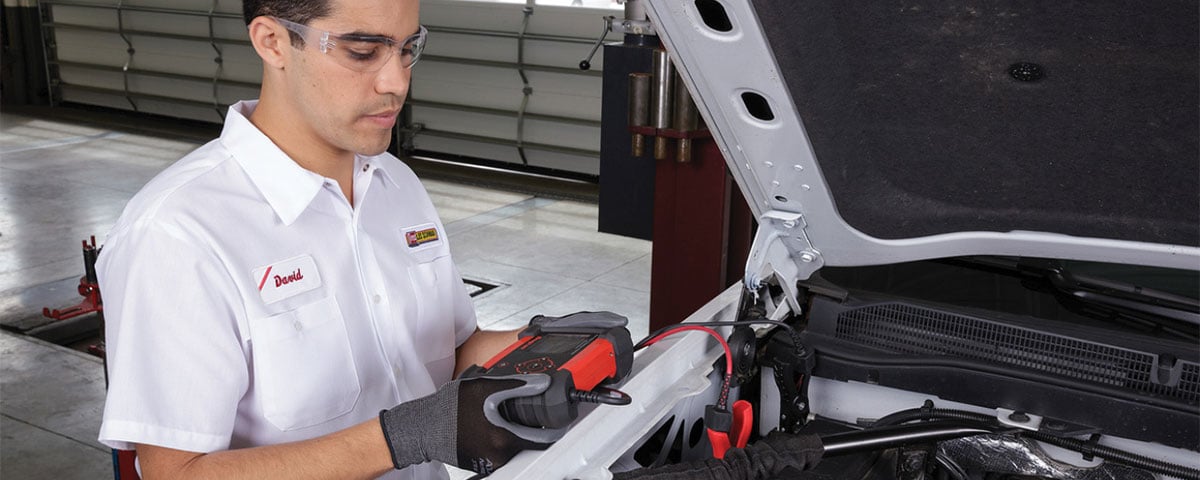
97;100;476;480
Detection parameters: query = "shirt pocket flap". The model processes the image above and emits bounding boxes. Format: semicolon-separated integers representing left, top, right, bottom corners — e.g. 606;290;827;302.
247;296;361;431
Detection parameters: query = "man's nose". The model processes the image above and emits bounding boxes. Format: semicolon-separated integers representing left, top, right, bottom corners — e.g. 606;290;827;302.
375;53;412;97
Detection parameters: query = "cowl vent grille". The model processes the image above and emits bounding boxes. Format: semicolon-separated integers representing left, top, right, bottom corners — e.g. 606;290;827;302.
835;304;1200;404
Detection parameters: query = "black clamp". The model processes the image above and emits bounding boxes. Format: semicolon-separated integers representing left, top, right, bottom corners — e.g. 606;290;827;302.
920;399;936;416
727;325;758;387
705;405;733;433
1080;433;1103;462
762;329;814;433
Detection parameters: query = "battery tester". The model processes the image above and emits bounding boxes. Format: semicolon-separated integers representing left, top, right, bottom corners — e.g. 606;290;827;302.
460;311;636;429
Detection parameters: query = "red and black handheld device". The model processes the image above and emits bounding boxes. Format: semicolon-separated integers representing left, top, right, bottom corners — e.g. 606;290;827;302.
460;311;634;429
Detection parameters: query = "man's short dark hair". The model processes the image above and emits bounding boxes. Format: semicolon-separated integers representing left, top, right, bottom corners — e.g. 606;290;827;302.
243;0;332;46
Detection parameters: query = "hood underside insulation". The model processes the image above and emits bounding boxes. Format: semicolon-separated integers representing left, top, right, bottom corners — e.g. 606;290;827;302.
753;0;1199;246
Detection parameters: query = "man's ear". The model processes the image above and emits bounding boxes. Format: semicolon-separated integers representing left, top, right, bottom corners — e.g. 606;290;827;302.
248;16;288;69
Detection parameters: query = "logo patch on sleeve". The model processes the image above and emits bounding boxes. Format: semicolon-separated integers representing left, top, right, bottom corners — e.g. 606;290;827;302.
251;254;322;304
403;223;441;248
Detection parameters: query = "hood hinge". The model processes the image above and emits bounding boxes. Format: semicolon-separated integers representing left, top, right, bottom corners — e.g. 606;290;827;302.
743;210;823;315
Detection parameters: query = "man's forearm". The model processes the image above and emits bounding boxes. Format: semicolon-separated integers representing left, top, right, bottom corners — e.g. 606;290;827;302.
455;328;520;377
138;419;394;480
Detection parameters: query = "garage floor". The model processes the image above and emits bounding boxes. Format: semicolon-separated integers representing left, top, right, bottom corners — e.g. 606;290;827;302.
0;109;652;478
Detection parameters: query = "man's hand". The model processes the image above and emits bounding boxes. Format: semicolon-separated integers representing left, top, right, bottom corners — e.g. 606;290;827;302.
379;374;564;476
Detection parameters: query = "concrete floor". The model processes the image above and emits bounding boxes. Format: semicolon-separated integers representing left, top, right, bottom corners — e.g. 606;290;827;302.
0;109;651;478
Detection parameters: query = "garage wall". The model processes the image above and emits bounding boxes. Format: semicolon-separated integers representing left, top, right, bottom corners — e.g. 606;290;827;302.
39;0;620;176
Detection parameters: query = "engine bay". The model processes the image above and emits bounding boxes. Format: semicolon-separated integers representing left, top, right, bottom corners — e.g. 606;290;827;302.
606;258;1199;480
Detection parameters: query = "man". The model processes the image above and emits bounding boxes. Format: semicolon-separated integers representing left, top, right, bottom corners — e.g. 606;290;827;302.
96;0;552;478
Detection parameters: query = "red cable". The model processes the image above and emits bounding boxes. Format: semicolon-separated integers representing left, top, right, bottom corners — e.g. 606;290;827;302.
639;325;734;409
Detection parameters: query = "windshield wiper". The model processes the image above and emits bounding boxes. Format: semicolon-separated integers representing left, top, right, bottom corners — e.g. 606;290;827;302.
945;257;1200;330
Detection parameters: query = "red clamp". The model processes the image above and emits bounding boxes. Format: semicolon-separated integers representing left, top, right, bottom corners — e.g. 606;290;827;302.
705;399;754;459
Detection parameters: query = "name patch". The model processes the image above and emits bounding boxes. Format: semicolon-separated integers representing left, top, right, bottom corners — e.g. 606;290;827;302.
252;254;322;304
403;224;441;249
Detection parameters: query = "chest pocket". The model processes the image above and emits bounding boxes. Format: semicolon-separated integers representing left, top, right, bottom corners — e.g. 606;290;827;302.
407;250;459;387
248;295;361;431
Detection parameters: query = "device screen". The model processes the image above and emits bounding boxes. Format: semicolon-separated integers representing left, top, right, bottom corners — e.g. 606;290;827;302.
527;334;595;355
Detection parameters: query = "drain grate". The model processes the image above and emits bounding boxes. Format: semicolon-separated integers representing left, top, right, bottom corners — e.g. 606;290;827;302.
463;278;500;297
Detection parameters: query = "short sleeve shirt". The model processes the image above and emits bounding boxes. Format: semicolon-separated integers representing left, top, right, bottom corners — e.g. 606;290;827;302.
96;100;476;480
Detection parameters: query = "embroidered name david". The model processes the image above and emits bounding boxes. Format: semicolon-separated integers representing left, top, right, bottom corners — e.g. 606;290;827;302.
251;255;322;304
273;268;304;288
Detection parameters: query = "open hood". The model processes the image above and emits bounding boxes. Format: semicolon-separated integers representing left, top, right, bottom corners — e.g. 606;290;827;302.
643;0;1199;308
488;5;1200;477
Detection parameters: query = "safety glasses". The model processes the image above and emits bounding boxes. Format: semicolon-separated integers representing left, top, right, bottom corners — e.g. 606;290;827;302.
272;17;428;72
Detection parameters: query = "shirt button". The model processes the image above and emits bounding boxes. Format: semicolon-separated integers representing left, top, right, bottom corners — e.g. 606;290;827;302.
293;321;303;332
373;294;383;304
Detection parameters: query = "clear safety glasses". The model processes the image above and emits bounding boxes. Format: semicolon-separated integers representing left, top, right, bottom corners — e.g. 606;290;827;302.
272;17;428;72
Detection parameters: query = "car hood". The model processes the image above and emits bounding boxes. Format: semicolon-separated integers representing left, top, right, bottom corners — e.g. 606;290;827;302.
642;0;1199;291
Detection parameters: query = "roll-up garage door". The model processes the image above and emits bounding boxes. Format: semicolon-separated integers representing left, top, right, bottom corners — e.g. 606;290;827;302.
39;0;619;177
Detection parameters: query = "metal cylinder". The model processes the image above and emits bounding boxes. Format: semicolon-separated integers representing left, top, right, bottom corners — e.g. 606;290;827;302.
650;49;674;160
629;73;652;157
822;422;996;457
625;0;648;22
83;240;99;284
672;72;699;163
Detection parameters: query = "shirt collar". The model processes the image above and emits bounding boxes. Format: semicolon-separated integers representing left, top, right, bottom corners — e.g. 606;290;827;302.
356;153;401;188
222;100;326;226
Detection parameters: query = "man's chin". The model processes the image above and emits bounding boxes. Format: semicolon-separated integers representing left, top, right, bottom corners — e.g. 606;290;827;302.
355;138;392;156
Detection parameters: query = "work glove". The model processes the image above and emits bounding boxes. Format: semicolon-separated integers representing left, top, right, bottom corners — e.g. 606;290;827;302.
379;373;565;476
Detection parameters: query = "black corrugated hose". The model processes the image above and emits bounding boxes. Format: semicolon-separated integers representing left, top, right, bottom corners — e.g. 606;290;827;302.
612;432;824;480
869;407;1200;480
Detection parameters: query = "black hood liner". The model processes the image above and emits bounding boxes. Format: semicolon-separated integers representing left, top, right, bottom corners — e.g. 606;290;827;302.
754;0;1198;246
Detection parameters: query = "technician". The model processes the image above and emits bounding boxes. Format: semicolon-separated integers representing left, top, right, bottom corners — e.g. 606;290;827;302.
96;0;552;478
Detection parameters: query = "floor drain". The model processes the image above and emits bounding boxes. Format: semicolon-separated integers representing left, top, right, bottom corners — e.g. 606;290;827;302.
463;278;500;297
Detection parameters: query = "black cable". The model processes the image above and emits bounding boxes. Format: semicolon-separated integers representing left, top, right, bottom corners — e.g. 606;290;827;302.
871;407;1200;480
734;288;806;355
1029;433;1199;480
934;453;969;480
571;387;632;406
871;408;993;428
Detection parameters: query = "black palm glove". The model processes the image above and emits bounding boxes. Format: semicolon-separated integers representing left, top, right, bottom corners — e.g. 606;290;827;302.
379;374;566;476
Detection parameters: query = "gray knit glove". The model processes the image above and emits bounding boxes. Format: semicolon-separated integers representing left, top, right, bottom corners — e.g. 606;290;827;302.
379;374;564;476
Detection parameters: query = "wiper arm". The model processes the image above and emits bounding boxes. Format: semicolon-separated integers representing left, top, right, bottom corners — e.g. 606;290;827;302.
944;257;1200;328
1034;262;1198;311
1069;290;1199;325
1021;259;1200;326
